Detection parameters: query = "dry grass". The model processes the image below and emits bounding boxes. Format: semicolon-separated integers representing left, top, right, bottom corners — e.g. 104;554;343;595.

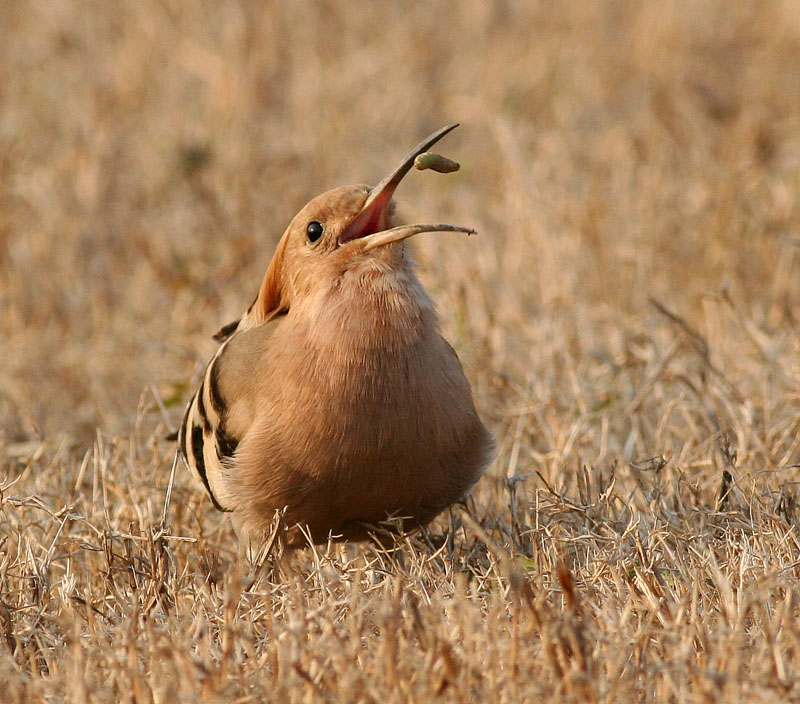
3;1;800;701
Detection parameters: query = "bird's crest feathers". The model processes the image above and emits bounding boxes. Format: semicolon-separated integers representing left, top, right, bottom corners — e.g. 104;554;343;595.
253;232;290;324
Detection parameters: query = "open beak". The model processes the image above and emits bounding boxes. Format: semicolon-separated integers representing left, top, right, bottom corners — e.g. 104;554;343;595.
338;123;476;248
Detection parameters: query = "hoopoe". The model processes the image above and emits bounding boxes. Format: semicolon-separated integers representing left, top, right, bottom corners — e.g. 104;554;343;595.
177;124;495;547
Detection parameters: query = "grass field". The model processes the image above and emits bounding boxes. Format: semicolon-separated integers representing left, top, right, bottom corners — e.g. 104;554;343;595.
3;1;800;701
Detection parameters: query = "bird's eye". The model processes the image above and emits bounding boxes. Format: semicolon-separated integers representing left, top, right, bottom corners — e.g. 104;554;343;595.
306;221;324;243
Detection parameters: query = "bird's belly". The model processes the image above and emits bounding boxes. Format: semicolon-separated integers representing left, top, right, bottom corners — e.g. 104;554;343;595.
275;388;455;528
232;348;489;543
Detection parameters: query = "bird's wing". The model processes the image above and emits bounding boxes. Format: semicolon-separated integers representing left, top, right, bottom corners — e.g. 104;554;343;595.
177;320;280;511
212;318;240;342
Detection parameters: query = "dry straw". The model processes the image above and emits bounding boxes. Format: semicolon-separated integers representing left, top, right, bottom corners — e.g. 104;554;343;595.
2;1;800;701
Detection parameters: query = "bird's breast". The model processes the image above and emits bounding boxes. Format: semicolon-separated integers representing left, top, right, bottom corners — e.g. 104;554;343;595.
253;304;475;478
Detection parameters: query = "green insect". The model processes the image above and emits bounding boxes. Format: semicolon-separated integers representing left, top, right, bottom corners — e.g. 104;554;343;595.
413;152;460;173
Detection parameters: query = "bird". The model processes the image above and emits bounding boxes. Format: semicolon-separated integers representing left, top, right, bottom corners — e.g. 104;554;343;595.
176;123;495;548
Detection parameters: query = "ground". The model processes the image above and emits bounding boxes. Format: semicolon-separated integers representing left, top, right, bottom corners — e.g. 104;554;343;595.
2;2;800;702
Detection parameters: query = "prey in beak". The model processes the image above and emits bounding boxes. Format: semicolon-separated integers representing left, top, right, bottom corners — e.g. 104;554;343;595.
338;123;476;251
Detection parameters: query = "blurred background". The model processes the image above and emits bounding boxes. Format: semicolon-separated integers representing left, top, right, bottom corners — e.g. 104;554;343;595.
4;6;800;697
1;0;799;458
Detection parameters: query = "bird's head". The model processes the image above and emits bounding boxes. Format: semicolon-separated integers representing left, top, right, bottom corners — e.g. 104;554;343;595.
250;124;474;323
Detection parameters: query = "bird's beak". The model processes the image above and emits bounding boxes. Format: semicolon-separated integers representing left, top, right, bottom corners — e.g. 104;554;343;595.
338;123;475;248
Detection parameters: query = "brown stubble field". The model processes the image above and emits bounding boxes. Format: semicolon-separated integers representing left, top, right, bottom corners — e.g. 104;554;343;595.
2;1;800;701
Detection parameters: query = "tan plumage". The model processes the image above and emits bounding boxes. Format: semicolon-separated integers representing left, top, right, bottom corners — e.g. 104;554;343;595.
178;124;495;547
